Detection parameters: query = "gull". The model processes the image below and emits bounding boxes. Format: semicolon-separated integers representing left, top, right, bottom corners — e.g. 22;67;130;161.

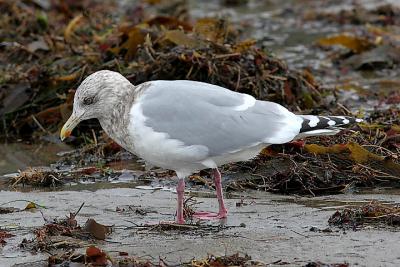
60;70;362;223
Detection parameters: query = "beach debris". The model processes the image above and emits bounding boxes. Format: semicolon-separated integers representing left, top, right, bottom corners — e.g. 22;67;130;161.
190;253;253;266
24;201;38;210
48;245;110;266
0;230;15;246
329;201;400;229
47;247;352;267
84;219;112;240
312;4;400;71
10;168;63;187
0;200;47;214
129;221;244;237
20;203;112;252
317;34;374;54
116;205;157;216
85;246;109;266
49;249;259;266
316;31;400;70
7;162;132;188
183;196;197;220
304;262;349;267
0;207;19;214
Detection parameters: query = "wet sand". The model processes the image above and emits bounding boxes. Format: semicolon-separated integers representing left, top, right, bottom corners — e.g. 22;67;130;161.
1;187;400;266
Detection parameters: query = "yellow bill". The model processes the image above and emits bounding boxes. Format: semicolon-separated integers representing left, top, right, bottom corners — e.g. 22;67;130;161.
60;114;80;141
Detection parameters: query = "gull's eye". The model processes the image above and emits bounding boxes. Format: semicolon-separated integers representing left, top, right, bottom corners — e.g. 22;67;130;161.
83;96;95;105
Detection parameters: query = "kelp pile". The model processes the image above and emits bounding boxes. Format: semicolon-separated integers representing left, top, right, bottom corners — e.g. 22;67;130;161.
0;0;328;140
224;112;400;195
0;0;118;138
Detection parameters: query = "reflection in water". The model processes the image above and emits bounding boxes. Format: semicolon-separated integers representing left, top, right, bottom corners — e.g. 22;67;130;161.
0;143;144;176
0;142;70;175
0;142;151;192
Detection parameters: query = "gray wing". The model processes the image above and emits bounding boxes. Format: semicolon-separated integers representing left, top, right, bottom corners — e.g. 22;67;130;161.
140;80;302;157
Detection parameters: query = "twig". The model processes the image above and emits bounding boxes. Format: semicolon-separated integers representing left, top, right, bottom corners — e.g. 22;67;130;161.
91;129;97;146
358;163;400;180
31;115;47;133
235;64;241;90
290;229;308;238
264;74;287;81
365;212;400;219
336;102;352;115
76;64;87;85
73;202;85;217
214;53;241;59
362;144;396;157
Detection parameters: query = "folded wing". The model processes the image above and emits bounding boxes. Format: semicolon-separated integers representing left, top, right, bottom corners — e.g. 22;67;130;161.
139;80;303;158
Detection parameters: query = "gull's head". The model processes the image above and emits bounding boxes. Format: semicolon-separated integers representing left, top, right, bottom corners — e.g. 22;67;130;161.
60;70;131;141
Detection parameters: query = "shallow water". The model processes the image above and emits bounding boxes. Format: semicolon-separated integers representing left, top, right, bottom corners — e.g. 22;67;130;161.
0;143;69;176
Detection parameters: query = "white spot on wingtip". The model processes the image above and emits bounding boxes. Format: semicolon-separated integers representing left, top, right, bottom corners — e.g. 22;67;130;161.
308;117;319;127
355;118;363;123
301;115;320;127
234;94;256;111
342;119;350;124
328;120;336;126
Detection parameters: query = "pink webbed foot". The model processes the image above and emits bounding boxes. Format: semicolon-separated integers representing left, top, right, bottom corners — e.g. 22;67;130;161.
192;168;228;221
193;210;228;220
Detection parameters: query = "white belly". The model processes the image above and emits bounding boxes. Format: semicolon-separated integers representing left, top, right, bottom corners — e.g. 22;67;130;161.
209;144;266;166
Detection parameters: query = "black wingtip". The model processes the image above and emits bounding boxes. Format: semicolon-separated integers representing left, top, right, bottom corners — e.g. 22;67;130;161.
300;115;363;133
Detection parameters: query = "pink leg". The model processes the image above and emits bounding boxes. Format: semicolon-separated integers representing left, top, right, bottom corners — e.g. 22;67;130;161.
213;168;228;217
193;168;228;220
176;178;185;224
